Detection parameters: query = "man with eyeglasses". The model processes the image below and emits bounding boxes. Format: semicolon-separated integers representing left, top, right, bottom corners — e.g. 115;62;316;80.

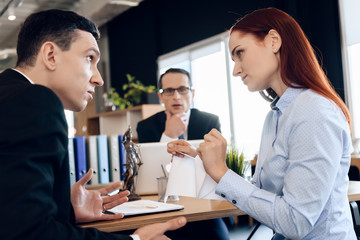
136;68;229;240
136;68;221;143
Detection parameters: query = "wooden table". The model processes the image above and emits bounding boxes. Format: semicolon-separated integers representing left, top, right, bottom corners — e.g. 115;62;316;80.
80;181;360;233
79;195;244;232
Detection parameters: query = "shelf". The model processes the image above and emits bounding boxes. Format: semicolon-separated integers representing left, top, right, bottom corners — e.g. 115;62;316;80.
86;104;164;137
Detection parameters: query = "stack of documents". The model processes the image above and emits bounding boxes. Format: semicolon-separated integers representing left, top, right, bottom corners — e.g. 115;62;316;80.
165;155;223;201
107;200;183;216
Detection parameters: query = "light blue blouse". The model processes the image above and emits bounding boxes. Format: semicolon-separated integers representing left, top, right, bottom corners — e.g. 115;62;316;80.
216;87;356;239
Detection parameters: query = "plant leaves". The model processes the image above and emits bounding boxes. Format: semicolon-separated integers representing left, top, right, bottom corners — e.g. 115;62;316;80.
226;144;246;177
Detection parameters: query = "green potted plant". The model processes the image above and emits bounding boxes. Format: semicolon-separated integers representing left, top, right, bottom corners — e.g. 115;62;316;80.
103;87;128;111
226;144;250;178
103;74;158;111
122;74;158;108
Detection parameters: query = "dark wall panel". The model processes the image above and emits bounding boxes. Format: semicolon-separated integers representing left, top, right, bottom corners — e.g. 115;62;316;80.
154;0;274;55
107;0;158;93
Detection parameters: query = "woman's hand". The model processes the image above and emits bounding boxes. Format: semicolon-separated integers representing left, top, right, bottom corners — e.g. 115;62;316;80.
197;129;228;183
167;139;197;158
71;169;130;223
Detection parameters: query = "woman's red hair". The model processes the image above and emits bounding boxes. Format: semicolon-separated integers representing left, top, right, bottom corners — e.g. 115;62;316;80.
231;8;351;128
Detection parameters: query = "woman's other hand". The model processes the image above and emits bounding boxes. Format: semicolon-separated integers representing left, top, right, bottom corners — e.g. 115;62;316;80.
197;129;228;183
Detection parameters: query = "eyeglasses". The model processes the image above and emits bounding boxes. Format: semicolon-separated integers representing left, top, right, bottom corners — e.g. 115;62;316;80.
159;86;191;96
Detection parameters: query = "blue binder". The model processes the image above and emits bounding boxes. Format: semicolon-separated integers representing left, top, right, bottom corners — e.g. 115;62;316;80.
118;135;127;181
97;135;110;184
73;136;87;181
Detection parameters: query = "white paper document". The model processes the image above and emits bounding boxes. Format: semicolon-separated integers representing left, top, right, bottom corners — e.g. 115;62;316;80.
108;199;184;216
165;155;223;201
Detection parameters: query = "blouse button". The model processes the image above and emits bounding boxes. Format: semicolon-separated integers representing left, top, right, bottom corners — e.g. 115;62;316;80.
221;193;225;198
232;200;237;204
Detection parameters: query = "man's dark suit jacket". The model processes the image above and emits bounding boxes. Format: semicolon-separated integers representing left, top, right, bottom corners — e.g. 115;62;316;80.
0;69;131;240
136;109;221;143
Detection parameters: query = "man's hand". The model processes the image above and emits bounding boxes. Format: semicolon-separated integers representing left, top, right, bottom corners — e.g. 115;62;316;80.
71;169;130;223
167;140;197;158
134;216;187;240
163;111;187;138
197;129;229;183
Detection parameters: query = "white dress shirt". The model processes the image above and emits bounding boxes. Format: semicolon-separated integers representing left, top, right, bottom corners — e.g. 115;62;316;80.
216;87;356;239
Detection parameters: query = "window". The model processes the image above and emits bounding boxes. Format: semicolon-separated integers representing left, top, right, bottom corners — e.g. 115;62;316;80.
158;32;269;158
65;110;75;138
339;0;360;139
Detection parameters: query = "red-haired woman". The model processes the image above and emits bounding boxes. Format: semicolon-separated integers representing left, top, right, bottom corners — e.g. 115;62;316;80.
168;7;356;239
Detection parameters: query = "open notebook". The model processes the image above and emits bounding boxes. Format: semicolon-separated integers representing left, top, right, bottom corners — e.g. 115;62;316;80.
107;199;183;217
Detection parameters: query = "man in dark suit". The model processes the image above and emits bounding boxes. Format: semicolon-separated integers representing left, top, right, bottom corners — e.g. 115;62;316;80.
0;9;186;240
136;68;230;240
137;68;221;143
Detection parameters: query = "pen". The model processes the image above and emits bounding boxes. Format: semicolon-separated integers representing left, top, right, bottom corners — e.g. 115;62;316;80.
161;164;167;178
106;189;120;196
129;204;159;209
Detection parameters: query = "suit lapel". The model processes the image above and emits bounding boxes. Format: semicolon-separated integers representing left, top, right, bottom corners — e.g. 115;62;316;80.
188;109;197;140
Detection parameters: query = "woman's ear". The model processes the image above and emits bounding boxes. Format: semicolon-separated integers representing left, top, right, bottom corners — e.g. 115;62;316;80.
268;29;282;53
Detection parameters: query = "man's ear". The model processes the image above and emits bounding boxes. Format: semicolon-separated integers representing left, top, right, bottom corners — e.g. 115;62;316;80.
157;92;163;104
268;29;282;53
40;42;57;71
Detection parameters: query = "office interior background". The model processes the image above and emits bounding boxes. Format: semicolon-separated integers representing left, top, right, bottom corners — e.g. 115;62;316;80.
0;0;359;159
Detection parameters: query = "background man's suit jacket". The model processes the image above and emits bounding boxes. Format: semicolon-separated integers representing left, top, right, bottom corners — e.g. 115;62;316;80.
136;109;221;143
0;69;131;240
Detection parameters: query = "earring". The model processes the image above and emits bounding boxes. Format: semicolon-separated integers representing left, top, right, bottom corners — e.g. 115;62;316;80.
273;48;277;52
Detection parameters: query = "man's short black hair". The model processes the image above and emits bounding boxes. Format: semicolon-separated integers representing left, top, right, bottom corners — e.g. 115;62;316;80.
16;9;100;67
158;68;192;89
